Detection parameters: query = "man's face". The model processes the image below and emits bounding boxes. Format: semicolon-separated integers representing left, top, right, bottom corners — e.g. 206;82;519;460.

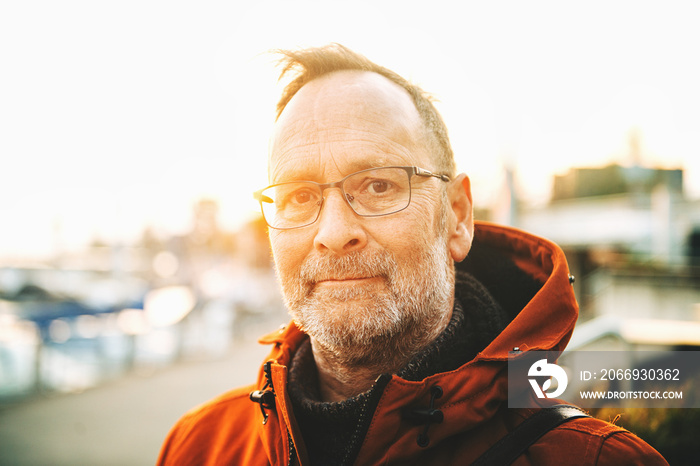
268;71;456;363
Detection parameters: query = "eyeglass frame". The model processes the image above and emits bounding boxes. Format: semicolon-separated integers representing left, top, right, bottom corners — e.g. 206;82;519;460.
254;165;451;230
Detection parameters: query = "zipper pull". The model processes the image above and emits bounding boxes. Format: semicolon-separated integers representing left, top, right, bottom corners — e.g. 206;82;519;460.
249;361;276;424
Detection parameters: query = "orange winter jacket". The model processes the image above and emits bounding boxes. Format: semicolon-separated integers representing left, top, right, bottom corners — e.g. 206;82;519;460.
158;222;667;465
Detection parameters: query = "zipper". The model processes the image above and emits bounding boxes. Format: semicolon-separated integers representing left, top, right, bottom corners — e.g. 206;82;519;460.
339;373;393;466
287;430;297;466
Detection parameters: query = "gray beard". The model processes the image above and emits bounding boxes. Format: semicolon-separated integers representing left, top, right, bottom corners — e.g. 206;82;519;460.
279;232;455;367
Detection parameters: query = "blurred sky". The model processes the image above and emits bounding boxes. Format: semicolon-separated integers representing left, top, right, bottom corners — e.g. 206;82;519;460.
2;1;699;260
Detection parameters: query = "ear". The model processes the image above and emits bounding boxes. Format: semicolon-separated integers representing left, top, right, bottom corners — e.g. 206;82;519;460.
447;173;474;262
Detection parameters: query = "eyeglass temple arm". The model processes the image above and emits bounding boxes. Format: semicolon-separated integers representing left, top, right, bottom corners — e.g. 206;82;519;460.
253;190;274;204
414;167;451;182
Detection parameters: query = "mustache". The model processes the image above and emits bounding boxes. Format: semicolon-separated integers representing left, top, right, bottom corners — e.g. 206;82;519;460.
299;250;397;284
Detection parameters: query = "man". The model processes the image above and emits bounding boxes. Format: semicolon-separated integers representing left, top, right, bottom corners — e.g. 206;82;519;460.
158;44;666;465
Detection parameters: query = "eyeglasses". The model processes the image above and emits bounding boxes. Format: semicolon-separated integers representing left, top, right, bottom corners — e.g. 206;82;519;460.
254;166;450;230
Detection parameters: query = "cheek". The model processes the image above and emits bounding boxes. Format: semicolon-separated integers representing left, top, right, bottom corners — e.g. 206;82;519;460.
369;209;436;252
400;196;440;233
270;231;311;278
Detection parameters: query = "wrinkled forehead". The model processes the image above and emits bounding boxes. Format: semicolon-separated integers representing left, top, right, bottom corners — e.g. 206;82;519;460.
269;70;430;182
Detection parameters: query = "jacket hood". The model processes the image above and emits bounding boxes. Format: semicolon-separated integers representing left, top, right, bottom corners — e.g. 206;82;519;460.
460;221;578;359
256;221;579;464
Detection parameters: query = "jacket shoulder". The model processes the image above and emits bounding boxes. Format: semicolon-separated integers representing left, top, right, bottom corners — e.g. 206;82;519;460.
171;384;257;429
526;416;668;465
158;384;265;466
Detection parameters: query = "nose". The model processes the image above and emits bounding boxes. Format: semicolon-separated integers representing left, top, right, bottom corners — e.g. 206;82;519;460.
313;188;368;255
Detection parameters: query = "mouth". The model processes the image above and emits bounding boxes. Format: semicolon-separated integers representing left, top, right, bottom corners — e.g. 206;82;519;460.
315;276;382;287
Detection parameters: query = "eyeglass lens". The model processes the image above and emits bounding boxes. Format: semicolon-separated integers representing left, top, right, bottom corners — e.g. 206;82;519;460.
260;167;412;229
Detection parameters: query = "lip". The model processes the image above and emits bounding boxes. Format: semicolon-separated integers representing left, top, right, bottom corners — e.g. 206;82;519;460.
316;276;380;286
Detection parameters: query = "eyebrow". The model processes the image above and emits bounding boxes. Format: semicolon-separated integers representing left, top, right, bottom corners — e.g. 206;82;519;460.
272;158;391;184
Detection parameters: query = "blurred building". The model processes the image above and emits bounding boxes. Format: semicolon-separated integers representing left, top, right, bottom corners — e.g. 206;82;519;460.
520;164;694;264
488;155;700;350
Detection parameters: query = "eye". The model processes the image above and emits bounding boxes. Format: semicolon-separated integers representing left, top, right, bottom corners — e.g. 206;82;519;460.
293;190;312;204
284;187;319;206
368;180;390;194
352;176;397;197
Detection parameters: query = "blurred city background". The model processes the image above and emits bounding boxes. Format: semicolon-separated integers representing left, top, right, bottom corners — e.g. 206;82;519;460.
2;1;699;465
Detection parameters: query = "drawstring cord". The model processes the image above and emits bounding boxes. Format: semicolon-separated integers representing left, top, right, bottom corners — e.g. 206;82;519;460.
402;385;444;447
248;362;298;464
249;361;276;425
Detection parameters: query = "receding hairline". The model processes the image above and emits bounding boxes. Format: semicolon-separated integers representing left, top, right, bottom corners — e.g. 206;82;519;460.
276;69;427;133
272;44;456;176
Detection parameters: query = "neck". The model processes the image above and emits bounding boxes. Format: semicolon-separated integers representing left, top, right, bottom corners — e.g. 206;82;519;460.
310;342;382;401
309;304;453;402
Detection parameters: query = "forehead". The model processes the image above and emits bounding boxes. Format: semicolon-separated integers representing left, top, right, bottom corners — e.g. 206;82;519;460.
269;70;431;182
